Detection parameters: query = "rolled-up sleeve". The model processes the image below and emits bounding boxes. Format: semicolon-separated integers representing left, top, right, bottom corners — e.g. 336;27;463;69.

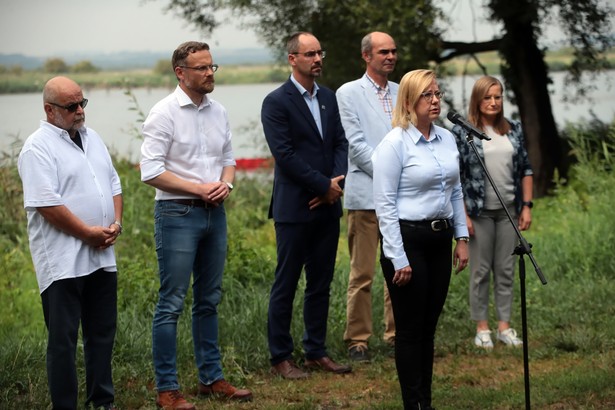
140;108;174;182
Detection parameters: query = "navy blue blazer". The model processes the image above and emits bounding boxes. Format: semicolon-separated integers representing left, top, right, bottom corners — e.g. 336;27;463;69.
261;79;348;223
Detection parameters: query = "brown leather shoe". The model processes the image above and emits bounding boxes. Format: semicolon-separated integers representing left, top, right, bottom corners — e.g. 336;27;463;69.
198;379;253;402
304;356;352;374
156;390;195;410
270;359;309;379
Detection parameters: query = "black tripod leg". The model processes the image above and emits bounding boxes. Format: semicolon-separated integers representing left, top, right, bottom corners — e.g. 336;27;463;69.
519;254;531;409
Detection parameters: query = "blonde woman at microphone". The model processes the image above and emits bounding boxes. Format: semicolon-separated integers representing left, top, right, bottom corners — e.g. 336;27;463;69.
373;69;469;410
452;75;534;350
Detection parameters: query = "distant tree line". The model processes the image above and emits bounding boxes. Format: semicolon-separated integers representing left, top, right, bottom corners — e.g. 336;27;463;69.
42;58;101;74
0;58;101;74
0;65;24;75
0;58;176;76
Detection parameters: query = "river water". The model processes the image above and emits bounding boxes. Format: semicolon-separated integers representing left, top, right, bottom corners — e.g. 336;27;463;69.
1;71;613;162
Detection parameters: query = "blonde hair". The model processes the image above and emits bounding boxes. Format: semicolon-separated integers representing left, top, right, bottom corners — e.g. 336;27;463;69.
468;75;510;135
391;69;436;129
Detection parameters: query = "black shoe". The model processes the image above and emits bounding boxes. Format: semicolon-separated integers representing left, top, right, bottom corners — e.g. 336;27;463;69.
349;345;370;362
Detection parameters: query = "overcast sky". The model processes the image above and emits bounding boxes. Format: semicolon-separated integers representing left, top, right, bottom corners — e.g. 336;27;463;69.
0;0;262;56
0;0;574;58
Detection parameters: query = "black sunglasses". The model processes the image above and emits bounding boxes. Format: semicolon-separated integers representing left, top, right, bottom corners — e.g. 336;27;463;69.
49;98;88;113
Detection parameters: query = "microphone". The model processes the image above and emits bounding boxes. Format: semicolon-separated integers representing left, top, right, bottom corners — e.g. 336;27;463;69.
447;111;491;141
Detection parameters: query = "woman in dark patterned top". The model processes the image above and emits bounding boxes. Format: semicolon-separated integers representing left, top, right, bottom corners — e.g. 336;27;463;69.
452;75;534;349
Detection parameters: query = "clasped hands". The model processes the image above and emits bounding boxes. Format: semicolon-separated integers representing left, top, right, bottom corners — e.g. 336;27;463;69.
197;180;232;206
309;175;345;210
91;224;122;250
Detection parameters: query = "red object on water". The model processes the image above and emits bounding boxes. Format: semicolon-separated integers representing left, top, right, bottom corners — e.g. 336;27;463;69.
235;157;270;171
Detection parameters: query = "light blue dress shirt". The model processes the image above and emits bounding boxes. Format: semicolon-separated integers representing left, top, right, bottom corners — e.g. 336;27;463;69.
372;123;468;270
290;74;323;137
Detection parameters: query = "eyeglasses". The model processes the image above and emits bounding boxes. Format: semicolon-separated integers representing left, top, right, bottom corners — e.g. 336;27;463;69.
376;48;397;56
291;50;326;59
179;64;219;73
420;91;444;102
48;98;88;113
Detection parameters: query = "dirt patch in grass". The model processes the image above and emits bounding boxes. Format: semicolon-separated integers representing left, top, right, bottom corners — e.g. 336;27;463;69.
117;350;615;409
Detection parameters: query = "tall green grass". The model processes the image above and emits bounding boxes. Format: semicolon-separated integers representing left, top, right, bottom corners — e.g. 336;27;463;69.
1;117;614;408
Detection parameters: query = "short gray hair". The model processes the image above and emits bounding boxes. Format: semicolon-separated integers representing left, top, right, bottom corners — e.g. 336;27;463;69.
361;33;373;54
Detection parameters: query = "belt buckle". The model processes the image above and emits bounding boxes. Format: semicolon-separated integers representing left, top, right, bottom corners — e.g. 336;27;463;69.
431;220;445;231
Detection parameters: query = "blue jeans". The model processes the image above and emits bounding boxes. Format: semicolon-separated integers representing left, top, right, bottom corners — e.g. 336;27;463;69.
152;200;227;391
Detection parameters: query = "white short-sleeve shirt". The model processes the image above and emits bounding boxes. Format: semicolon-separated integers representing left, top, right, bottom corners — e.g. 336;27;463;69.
18;121;122;293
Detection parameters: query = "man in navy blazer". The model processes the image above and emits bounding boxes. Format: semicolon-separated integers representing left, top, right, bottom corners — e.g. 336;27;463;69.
261;31;351;380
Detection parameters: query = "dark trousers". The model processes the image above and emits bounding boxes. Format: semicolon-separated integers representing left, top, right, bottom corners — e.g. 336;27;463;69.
380;223;453;409
41;269;117;410
268;219;340;365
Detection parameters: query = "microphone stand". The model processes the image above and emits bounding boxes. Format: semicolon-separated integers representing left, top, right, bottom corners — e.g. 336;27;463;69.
462;132;547;410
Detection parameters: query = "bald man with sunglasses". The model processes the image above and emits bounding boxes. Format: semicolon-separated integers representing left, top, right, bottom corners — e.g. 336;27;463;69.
18;76;122;410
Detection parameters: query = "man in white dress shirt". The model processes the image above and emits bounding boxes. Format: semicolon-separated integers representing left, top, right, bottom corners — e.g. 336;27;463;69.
140;41;251;409
18;76;122;410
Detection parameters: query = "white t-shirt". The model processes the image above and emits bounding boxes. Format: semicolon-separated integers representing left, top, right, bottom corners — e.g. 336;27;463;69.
18;121;122;293
482;126;515;209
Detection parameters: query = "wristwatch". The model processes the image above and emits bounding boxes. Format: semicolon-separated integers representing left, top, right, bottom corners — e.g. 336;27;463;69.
456;236;469;243
112;220;123;235
522;201;534;209
222;180;234;191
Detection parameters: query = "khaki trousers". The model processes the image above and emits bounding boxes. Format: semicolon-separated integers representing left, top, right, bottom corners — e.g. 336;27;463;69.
344;210;395;347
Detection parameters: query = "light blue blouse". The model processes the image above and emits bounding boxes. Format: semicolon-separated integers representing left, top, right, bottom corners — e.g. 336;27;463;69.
372;123;468;270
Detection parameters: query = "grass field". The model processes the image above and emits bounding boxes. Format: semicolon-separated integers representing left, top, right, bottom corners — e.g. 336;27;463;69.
0;115;614;409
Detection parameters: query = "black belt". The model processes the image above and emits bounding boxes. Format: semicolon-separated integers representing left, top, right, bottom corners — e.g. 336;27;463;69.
399;219;453;232
166;199;214;209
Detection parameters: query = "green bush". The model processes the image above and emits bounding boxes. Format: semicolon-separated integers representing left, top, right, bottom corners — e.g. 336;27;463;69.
43;58;69;74
71;60;100;74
